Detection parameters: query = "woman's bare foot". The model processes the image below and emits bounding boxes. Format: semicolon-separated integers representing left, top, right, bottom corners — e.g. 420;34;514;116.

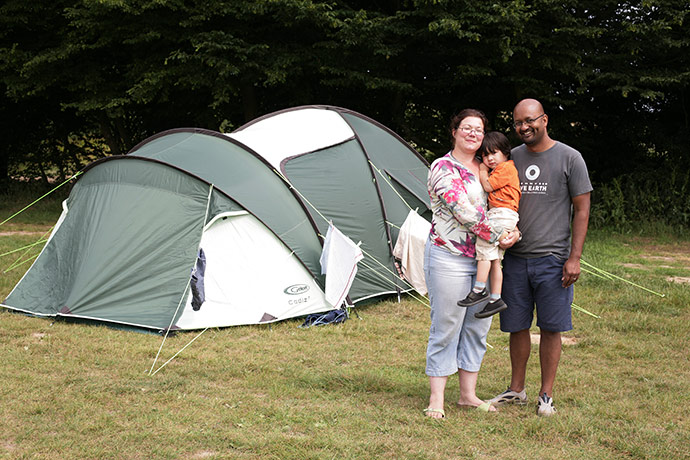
423;407;446;419
425;393;445;418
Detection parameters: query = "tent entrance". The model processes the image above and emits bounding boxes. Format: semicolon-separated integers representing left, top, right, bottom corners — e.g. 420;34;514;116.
174;212;330;329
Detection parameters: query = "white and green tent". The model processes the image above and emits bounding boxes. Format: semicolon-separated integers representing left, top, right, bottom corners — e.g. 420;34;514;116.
2;106;430;332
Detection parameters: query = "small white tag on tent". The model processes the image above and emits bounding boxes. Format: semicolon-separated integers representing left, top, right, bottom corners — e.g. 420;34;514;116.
393;209;431;295
319;222;363;308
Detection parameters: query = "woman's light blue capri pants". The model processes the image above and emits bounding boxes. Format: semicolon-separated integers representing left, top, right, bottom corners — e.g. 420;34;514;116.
424;240;493;376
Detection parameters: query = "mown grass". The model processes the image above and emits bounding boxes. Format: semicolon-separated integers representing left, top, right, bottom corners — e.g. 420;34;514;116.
1;194;689;459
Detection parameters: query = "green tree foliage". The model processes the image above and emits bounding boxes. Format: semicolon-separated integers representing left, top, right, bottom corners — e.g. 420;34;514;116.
1;0;688;188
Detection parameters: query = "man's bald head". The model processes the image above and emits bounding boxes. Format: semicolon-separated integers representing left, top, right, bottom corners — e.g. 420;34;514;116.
513;98;553;151
514;98;544;115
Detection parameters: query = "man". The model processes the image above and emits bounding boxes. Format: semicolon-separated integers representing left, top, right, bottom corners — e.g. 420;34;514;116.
490;98;592;416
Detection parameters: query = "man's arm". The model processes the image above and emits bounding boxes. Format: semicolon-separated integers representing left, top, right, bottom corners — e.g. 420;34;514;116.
498;228;521;250
562;192;591;287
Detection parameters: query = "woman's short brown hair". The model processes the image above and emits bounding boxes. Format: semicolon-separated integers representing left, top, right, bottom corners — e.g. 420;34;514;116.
449;109;489;146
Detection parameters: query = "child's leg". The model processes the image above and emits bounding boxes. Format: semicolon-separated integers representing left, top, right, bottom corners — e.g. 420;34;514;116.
458;259;491;307
474;259;508;318
475;259;491;288
488;259;503;297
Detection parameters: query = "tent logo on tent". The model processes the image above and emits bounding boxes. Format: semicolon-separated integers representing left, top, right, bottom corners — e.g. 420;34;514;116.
284;284;310;295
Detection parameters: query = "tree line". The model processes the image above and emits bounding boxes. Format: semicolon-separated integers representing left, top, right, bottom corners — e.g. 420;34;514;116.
1;0;688;186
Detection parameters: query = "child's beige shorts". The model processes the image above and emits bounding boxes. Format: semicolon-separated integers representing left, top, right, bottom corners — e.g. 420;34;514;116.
476;207;519;261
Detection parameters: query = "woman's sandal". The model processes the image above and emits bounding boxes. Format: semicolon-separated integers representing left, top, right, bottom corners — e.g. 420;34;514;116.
423;407;446;419
456;401;497;412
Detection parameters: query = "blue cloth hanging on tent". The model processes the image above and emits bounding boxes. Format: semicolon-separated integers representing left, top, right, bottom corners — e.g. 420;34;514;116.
299;308;348;328
190;248;206;311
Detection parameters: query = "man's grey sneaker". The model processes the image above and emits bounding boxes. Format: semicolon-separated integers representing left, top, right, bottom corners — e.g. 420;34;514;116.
488;387;528;406
536;392;556;416
474;298;508;318
457;288;489;307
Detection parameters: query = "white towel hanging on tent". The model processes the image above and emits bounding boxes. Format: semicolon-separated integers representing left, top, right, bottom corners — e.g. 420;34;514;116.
319;223;363;308
393;209;431;295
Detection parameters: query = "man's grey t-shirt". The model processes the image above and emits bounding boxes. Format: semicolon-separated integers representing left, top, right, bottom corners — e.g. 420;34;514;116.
509;141;593;259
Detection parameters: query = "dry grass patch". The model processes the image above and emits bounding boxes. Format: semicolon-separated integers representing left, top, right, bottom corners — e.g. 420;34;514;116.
616;238;690;286
666;275;690;285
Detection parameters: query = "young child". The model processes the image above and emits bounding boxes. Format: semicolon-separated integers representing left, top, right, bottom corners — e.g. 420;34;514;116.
457;132;521;318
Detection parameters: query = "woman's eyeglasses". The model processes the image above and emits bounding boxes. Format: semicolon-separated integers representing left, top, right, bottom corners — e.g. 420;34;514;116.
457;126;485;136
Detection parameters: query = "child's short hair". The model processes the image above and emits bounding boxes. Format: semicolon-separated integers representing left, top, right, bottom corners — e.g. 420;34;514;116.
479;132;512;159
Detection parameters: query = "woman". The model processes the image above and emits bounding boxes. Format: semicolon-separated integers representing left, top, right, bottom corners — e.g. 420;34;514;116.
423;109;512;418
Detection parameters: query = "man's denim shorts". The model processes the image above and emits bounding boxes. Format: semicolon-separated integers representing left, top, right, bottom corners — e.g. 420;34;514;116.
499;252;574;333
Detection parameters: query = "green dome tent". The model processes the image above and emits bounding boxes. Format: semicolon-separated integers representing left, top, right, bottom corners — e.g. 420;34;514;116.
2;106;430;332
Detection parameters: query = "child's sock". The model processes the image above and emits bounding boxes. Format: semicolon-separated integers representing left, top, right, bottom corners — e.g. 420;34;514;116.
489;293;500;302
472;281;486;293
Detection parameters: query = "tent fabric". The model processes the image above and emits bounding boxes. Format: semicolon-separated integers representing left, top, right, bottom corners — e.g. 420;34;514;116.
128;130;324;281
228;108;355;170
174;212;329;329
4;158;214;330
2;105;430;331
281;139;395;301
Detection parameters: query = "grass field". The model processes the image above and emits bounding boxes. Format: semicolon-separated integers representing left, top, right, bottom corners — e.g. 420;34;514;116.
1;191;689;459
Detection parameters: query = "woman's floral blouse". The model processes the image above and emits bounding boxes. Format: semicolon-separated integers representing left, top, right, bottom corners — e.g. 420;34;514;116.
427;153;503;257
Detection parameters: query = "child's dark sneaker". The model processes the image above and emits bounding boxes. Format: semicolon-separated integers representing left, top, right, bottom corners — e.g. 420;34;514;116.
457;288;489;307
474;298;507;318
